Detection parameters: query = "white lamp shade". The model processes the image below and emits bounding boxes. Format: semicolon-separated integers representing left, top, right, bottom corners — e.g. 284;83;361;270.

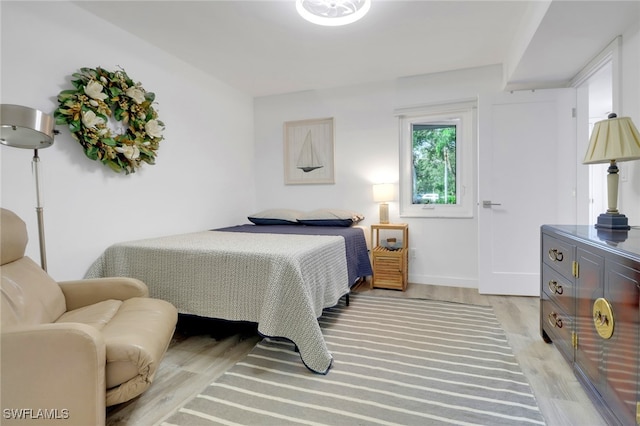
583;116;640;164
373;183;394;202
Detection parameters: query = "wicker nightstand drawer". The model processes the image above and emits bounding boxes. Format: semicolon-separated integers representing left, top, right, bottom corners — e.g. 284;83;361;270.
370;224;408;291
372;247;405;289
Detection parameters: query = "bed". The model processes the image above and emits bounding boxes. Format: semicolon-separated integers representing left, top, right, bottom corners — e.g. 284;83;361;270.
217;224;371;286
85;220;372;374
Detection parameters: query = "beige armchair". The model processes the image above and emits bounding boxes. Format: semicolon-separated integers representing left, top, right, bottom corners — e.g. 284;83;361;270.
1;208;178;425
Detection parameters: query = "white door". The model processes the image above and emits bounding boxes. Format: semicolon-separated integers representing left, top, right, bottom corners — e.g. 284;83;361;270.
478;89;576;295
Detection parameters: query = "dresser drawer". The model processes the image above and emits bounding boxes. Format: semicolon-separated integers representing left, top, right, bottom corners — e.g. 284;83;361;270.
542;263;574;315
541;297;574;363
542;233;575;280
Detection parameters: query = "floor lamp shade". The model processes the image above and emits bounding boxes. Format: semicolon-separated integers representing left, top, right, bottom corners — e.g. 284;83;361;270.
373;183;394;224
0;104;55;149
583;114;640;230
1;104;56;270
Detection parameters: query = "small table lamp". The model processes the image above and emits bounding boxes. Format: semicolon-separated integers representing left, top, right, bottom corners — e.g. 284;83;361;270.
373;183;394;224
583;113;640;230
0;104;56;270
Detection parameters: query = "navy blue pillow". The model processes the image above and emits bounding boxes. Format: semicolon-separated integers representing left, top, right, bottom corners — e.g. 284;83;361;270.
297;209;365;227
248;217;300;226
297;218;354;227
247;209;303;226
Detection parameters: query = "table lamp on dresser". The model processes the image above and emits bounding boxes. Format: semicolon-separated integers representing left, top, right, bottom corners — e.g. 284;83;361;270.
583;113;640;230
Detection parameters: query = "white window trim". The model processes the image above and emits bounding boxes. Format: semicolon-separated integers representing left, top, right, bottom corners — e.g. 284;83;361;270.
396;99;477;218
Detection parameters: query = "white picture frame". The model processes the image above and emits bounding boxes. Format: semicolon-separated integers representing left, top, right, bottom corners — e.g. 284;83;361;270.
284;117;335;185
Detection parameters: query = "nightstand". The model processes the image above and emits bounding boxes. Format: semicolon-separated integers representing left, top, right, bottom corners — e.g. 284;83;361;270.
371;223;409;291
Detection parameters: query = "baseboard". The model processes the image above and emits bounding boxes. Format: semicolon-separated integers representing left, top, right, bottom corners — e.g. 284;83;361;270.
407;275;478;289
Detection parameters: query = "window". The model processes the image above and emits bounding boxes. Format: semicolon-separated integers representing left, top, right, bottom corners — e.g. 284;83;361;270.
397;100;476;218
412;123;457;205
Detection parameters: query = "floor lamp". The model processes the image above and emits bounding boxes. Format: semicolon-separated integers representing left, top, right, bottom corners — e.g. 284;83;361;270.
0;104;56;271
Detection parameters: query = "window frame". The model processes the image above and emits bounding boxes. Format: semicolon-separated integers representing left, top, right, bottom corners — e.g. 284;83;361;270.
397;99;476;218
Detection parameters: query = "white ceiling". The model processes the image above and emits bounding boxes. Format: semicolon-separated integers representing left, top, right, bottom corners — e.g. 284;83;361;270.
75;0;639;98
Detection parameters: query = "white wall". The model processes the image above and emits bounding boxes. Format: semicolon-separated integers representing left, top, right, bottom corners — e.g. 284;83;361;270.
1;2;255;280
254;65;504;288
2;3;637;288
619;19;640;220
254;25;640;289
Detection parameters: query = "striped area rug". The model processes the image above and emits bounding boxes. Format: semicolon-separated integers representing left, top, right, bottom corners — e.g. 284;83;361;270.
163;294;546;425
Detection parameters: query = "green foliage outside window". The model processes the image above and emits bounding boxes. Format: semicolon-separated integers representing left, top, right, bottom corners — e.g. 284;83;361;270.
412;124;457;204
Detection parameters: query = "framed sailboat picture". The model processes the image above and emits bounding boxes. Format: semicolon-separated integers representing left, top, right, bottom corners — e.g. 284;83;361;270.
284;117;335;184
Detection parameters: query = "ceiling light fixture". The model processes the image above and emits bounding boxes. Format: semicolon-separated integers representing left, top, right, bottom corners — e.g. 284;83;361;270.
296;0;371;26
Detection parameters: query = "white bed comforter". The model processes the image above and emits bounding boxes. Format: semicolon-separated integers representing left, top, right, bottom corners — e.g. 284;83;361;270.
85;231;349;374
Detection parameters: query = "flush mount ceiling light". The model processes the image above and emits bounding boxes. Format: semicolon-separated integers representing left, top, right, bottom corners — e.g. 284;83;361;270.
296;0;371;26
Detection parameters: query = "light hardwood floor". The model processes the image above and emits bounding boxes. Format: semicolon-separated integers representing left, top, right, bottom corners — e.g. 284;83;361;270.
106;283;608;426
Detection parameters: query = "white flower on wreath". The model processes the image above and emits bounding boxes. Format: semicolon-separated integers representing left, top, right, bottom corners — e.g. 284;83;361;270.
126;87;145;104
84;80;108;101
145;119;163;138
82;110;105;129
115;145;140;160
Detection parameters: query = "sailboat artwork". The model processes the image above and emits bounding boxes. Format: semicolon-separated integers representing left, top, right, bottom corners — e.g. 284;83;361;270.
296;130;324;173
284;117;334;185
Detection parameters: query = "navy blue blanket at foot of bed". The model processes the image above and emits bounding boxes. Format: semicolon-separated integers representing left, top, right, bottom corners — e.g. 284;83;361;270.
214;224;372;286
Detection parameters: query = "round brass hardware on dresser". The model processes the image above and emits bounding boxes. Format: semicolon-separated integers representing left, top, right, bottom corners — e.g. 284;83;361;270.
547;280;563;295
548;248;564;262
593;297;615;339
547;312;563;329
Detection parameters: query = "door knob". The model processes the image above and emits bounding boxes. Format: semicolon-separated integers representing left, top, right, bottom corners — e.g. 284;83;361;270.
482;200;502;208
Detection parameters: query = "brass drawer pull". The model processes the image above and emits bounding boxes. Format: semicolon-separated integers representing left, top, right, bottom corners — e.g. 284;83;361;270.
548;280;563;295
548;312;563;329
548;248;564;262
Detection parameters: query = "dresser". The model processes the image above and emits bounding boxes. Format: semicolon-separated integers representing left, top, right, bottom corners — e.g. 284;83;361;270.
541;225;640;425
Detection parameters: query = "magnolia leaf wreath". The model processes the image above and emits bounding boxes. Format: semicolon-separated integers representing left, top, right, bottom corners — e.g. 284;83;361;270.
55;67;164;174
